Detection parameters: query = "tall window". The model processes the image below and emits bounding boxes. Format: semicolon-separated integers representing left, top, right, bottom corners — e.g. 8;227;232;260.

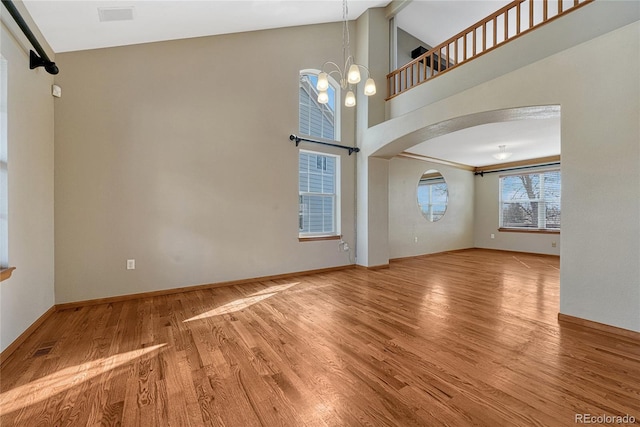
299;70;339;141
499;169;561;230
298;150;339;237
0;55;8;268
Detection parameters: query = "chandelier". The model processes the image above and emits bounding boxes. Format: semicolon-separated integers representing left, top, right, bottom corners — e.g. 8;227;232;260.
315;0;376;108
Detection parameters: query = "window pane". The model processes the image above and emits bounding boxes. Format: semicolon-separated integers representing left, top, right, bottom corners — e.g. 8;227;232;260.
298;151;338;236
432;183;448;204
545;201;561;228
298;173;308;192
502;201;538;228
499;170;561;230
544;170;561;200
299;72;337;141
309;173;322;193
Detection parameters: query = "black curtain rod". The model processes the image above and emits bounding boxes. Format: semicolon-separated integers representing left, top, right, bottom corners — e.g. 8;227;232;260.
289;134;360;155
2;0;58;75
474;161;560;177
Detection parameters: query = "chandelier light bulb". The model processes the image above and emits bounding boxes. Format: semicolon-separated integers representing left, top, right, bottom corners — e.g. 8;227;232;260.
364;78;376;96
316;72;329;91
344;90;356;107
347;64;361;84
317;90;329;104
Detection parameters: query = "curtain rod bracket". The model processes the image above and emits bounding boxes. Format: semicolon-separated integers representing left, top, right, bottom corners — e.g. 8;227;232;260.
2;0;60;75
29;50;59;75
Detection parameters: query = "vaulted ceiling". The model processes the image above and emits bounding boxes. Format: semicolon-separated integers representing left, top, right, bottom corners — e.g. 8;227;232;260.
21;0;559;166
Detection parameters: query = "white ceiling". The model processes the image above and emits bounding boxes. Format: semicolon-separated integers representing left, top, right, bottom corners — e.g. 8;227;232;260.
405;117;560;168
397;0;512;48
23;0;389;53
22;0;560;166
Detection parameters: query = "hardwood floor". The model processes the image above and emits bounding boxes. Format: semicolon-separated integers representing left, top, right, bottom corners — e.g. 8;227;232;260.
1;249;639;426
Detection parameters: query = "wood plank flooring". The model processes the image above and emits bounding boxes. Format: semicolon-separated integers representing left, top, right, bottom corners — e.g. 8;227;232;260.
1;249;639;426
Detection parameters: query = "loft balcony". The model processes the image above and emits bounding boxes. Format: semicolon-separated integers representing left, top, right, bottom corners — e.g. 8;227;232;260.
386;0;594;101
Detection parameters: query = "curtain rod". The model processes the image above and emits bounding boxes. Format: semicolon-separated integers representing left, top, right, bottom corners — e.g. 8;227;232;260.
1;0;59;75
474;161;560;177
289;134;360;155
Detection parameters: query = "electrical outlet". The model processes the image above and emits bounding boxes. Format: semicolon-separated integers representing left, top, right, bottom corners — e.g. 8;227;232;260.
551;242;557;248
127;259;135;270
490;233;495;239
414;236;418;243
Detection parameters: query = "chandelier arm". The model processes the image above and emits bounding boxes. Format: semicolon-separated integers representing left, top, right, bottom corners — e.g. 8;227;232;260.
343;55;354;76
320;61;340;71
321;61;343;74
355;63;372;78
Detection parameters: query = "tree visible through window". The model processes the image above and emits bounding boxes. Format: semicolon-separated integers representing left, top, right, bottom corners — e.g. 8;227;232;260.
298;151;339;236
499;170;561;230
417;172;448;222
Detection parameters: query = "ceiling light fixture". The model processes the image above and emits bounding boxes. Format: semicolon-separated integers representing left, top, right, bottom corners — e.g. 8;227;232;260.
492;145;513;161
315;0;376;108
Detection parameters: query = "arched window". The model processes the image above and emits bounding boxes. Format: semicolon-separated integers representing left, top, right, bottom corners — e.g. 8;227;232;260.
299;70;340;142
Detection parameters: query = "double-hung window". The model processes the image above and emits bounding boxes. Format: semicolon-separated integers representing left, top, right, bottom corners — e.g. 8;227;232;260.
298;151;339;237
298;70;340;238
499;169;561;231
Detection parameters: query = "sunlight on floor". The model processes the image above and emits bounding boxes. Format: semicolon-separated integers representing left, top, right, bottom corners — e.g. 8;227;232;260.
184;282;300;322
0;344;166;416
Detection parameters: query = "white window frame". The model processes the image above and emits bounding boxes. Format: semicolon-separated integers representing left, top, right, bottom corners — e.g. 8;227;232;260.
299;69;341;142
499;169;561;231
298;149;341;238
0;55;8;269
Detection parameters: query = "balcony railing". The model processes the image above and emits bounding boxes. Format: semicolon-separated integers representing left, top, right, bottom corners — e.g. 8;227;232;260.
387;0;594;100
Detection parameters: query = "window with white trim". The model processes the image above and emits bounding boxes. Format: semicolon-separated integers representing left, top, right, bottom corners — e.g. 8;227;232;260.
298;150;340;237
299;70;339;141
499;169;561;230
1;55;8;269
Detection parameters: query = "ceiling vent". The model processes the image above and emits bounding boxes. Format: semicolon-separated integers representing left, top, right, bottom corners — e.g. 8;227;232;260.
98;7;134;22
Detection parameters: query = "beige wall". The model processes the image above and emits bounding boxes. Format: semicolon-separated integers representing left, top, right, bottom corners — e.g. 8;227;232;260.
0;9;55;352
388;157;474;258
53;23;357;304
396;28;429;69
473;166;561;256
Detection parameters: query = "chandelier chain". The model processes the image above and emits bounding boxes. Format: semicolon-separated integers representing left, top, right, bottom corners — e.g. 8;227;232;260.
342;0;350;72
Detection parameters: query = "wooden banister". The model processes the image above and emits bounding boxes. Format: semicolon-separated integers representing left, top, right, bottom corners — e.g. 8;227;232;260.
387;0;594;100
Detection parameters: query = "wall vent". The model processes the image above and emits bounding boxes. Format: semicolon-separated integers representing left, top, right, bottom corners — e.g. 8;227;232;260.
31;341;57;358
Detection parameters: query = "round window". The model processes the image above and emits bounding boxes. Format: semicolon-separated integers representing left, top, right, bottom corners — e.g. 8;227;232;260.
417;169;448;222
